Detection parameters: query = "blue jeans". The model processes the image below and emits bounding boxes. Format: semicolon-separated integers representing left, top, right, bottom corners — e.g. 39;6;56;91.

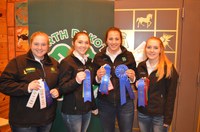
98;99;134;132
138;112;168;132
11;123;52;132
61;111;91;132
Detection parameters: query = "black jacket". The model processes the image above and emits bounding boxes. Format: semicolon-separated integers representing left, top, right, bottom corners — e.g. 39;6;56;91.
137;60;179;125
59;54;96;114
93;46;137;105
0;50;59;127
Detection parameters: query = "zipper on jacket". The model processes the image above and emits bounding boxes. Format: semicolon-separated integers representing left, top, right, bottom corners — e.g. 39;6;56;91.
38;61;46;79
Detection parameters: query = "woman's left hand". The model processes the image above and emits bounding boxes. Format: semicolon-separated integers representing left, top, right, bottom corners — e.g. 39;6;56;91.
163;124;169;127
92;109;99;115
50;89;59;98
126;69;135;82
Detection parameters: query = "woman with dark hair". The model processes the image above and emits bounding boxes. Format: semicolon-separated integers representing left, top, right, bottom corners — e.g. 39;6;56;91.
93;27;137;132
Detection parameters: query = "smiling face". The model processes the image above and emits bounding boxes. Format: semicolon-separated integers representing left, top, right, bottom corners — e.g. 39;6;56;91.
73;32;90;57
106;30;122;54
30;33;49;60
145;38;162;62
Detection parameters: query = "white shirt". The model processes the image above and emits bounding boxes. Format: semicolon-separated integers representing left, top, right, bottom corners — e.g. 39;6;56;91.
146;60;158;75
73;50;88;65
106;48;122;63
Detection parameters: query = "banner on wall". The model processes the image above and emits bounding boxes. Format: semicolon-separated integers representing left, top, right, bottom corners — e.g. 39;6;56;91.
28;0;114;61
28;0;114;132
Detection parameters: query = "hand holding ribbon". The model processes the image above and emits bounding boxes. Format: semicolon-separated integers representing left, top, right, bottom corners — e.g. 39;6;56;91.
99;64;111;94
76;71;86;84
126;69;135;82
26;79;53;109
115;64;135;105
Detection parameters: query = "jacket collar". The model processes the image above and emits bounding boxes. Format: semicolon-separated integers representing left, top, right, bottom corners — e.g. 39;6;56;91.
101;45;127;56
26;50;53;65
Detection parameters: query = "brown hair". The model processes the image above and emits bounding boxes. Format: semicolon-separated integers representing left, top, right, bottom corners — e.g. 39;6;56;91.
105;27;122;45
30;31;49;45
72;32;90;44
145;37;172;81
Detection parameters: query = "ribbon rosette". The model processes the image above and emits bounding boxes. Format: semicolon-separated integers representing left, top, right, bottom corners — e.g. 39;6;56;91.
115;64;135;105
99;64;111;94
83;69;92;102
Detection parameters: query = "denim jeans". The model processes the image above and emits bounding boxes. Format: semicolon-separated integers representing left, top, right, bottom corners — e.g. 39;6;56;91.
98;99;134;132
11;122;52;132
138;112;168;132
61;111;91;132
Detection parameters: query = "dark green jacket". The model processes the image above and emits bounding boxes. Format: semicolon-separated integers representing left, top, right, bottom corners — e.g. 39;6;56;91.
93;46;137;105
59;54;96;115
137;60;179;125
0;50;59;127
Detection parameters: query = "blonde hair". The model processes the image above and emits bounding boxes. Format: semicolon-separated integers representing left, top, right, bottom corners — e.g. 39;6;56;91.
145;37;172;81
30;31;49;45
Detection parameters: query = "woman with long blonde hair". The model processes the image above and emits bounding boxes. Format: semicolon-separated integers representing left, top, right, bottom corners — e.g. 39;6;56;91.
136;37;179;132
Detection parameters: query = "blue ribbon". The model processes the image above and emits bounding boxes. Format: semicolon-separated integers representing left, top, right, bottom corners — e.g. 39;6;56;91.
83;69;92;102
138;78;145;107
99;64;111;94
44;80;53;106
115;64;135;105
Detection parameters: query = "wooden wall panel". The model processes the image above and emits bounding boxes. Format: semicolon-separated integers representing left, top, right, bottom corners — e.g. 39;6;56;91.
0;60;8;75
0;43;8;60
0;0;6;10
7;3;14;26
0;18;7;34
0;35;7;43
0;0;11;132
7;27;15;60
0;93;9;119
8;27;14;36
0;9;6;18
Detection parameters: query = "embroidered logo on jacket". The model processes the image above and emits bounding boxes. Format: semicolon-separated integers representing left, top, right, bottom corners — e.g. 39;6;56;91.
122;57;127;62
50;67;57;73
24;68;36;74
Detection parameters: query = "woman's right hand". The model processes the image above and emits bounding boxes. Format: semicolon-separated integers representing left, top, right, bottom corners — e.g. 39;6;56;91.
76;71;86;84
96;67;106;81
28;80;41;92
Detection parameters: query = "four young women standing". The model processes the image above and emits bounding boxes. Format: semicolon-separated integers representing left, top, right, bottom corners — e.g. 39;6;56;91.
0;28;178;132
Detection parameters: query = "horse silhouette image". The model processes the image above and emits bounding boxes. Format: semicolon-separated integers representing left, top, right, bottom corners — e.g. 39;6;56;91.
136;14;153;28
17;33;28;48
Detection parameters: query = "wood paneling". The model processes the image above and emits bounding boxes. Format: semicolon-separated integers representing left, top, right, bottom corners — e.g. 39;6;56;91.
8;35;15;60
0;43;8;60
0;9;6;18
7;3;14;26
0;35;7;43
0;60;8;75
0;93;9;119
0;19;7;34
0;0;6;10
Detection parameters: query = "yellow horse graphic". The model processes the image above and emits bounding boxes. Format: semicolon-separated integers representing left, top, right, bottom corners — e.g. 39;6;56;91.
136;14;153;28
